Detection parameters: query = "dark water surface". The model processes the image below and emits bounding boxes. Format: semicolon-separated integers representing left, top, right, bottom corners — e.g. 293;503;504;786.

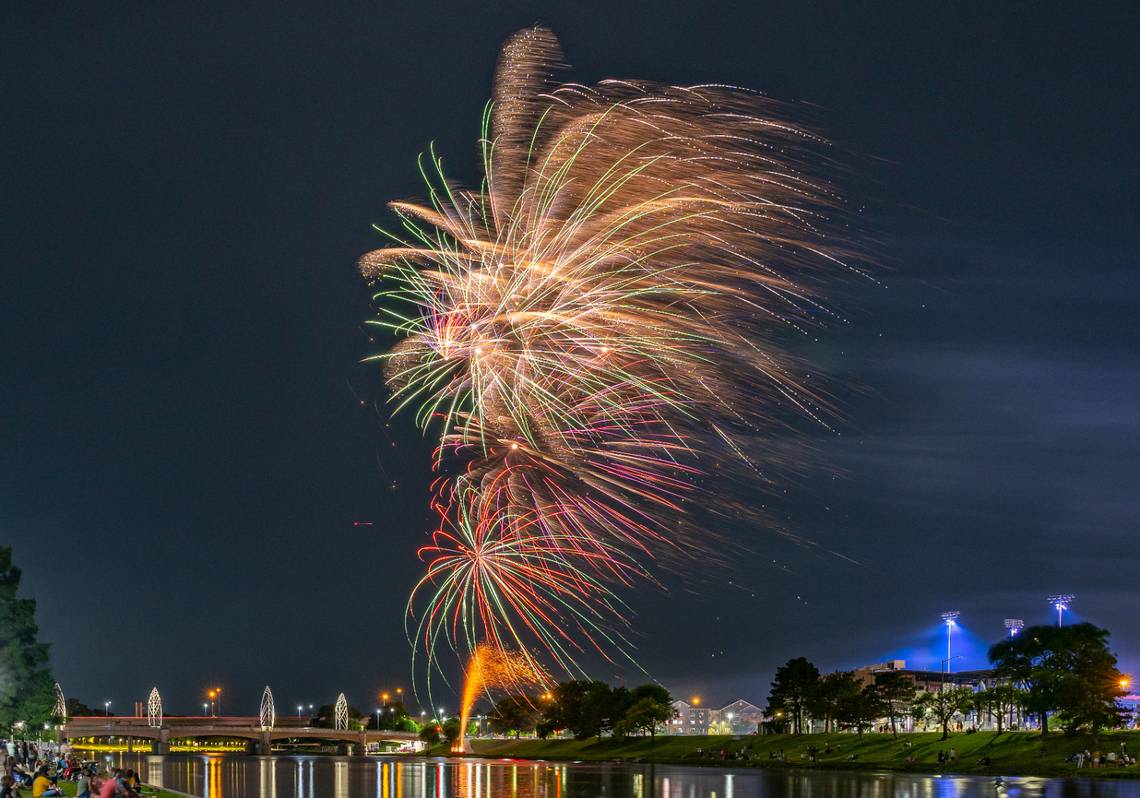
109;754;1139;798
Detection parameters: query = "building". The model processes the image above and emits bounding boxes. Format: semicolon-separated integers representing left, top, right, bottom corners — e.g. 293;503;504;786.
668;697;764;735
668;699;711;735
709;699;765;735
849;659;1006;733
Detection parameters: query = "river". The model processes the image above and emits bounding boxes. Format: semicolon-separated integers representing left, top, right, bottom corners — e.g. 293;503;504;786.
104;754;1136;797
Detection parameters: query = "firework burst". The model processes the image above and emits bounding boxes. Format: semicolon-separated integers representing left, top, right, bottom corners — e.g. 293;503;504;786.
362;28;863;686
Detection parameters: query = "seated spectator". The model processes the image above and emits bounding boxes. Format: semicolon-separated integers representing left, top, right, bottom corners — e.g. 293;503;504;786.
32;767;63;797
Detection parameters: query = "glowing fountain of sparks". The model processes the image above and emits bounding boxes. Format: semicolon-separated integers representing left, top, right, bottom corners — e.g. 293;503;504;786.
453;645;548;753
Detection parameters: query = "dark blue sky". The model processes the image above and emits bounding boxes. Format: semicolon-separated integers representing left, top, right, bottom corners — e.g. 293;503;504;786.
4;1;1138;715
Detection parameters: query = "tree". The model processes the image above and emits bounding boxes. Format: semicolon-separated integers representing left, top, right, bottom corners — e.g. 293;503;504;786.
0;547;56;731
372;701;411;731
989;623;1127;736
441;717;462;745
835;685;884;737
314;701;366;730
622;684;672;737
808;671;861;733
542;681;624;740
614;697;673;738
419;722;441;746
64;698;99;718
488;695;537;738
873;671;915;737
914;686;974;740
765;658;819;735
973;683;1022;734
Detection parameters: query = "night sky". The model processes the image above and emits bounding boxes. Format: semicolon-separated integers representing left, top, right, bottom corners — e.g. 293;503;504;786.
5;2;1138;716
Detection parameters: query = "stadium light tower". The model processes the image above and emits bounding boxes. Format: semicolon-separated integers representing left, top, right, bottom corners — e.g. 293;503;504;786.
1004;619;1024;638
1047;594;1074;627
941;611;960;673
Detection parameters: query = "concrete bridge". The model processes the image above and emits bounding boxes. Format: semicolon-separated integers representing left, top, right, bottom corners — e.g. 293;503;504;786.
60;716;419;755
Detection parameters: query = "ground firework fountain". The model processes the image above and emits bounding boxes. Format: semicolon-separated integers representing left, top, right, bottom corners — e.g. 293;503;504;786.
453;646;547;753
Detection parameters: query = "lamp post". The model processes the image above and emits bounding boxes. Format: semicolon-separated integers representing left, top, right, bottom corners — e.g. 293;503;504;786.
104;701;111;717
1047;594;1073;627
203;703;209;716
941;611;960;673
375;708;381;730
297;705;303;718
1004;619;1024;638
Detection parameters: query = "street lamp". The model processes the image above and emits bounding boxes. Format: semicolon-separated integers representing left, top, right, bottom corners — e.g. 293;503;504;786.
297;705;303;718
203;703;209;716
941;611;960;673
1004;619;1024;638
1047;594;1074;627
375;708;381;729
104;701;111;717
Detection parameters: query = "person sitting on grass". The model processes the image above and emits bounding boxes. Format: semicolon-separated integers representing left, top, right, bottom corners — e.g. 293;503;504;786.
31;767;62;798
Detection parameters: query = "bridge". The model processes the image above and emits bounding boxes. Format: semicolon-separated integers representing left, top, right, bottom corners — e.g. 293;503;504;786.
60;716;419;755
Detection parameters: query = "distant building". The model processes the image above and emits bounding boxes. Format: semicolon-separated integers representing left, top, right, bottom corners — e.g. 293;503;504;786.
668;698;764;735
709;699;765;735
848;659;1005;732
668;699;711;735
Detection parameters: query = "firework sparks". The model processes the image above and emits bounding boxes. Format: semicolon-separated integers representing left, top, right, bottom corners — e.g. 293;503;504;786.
362;28;861;687
454;645;548;751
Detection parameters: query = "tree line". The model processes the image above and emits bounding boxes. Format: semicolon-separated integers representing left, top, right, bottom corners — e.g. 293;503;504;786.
475;681;673;742
766;622;1130;740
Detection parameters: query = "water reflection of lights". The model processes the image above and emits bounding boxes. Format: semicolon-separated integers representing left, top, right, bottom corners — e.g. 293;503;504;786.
334;760;348;798
258;757;276;798
145;755;164;789
205;755;222;798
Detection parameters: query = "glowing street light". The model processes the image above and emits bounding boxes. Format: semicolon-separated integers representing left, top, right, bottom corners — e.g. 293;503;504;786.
203;703;209;716
104;701;111;717
1004;619;1024;638
1047;594;1074;627
297;704;303;718
941;611;960;673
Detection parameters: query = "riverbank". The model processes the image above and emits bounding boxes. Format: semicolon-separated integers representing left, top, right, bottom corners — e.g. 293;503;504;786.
463;730;1140;779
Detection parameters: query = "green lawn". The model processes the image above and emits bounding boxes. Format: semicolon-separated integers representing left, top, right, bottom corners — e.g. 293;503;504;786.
56;780;189;798
466;730;1140;778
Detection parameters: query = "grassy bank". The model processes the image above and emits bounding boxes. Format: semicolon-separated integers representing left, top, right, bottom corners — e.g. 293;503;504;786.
466;730;1140;778
56;779;190;798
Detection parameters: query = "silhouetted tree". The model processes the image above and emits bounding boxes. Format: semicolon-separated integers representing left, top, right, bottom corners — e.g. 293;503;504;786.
873;671;916;737
915;686;974;740
989;623;1127;736
488;695;538;738
0;547;55;731
766;658;819;735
